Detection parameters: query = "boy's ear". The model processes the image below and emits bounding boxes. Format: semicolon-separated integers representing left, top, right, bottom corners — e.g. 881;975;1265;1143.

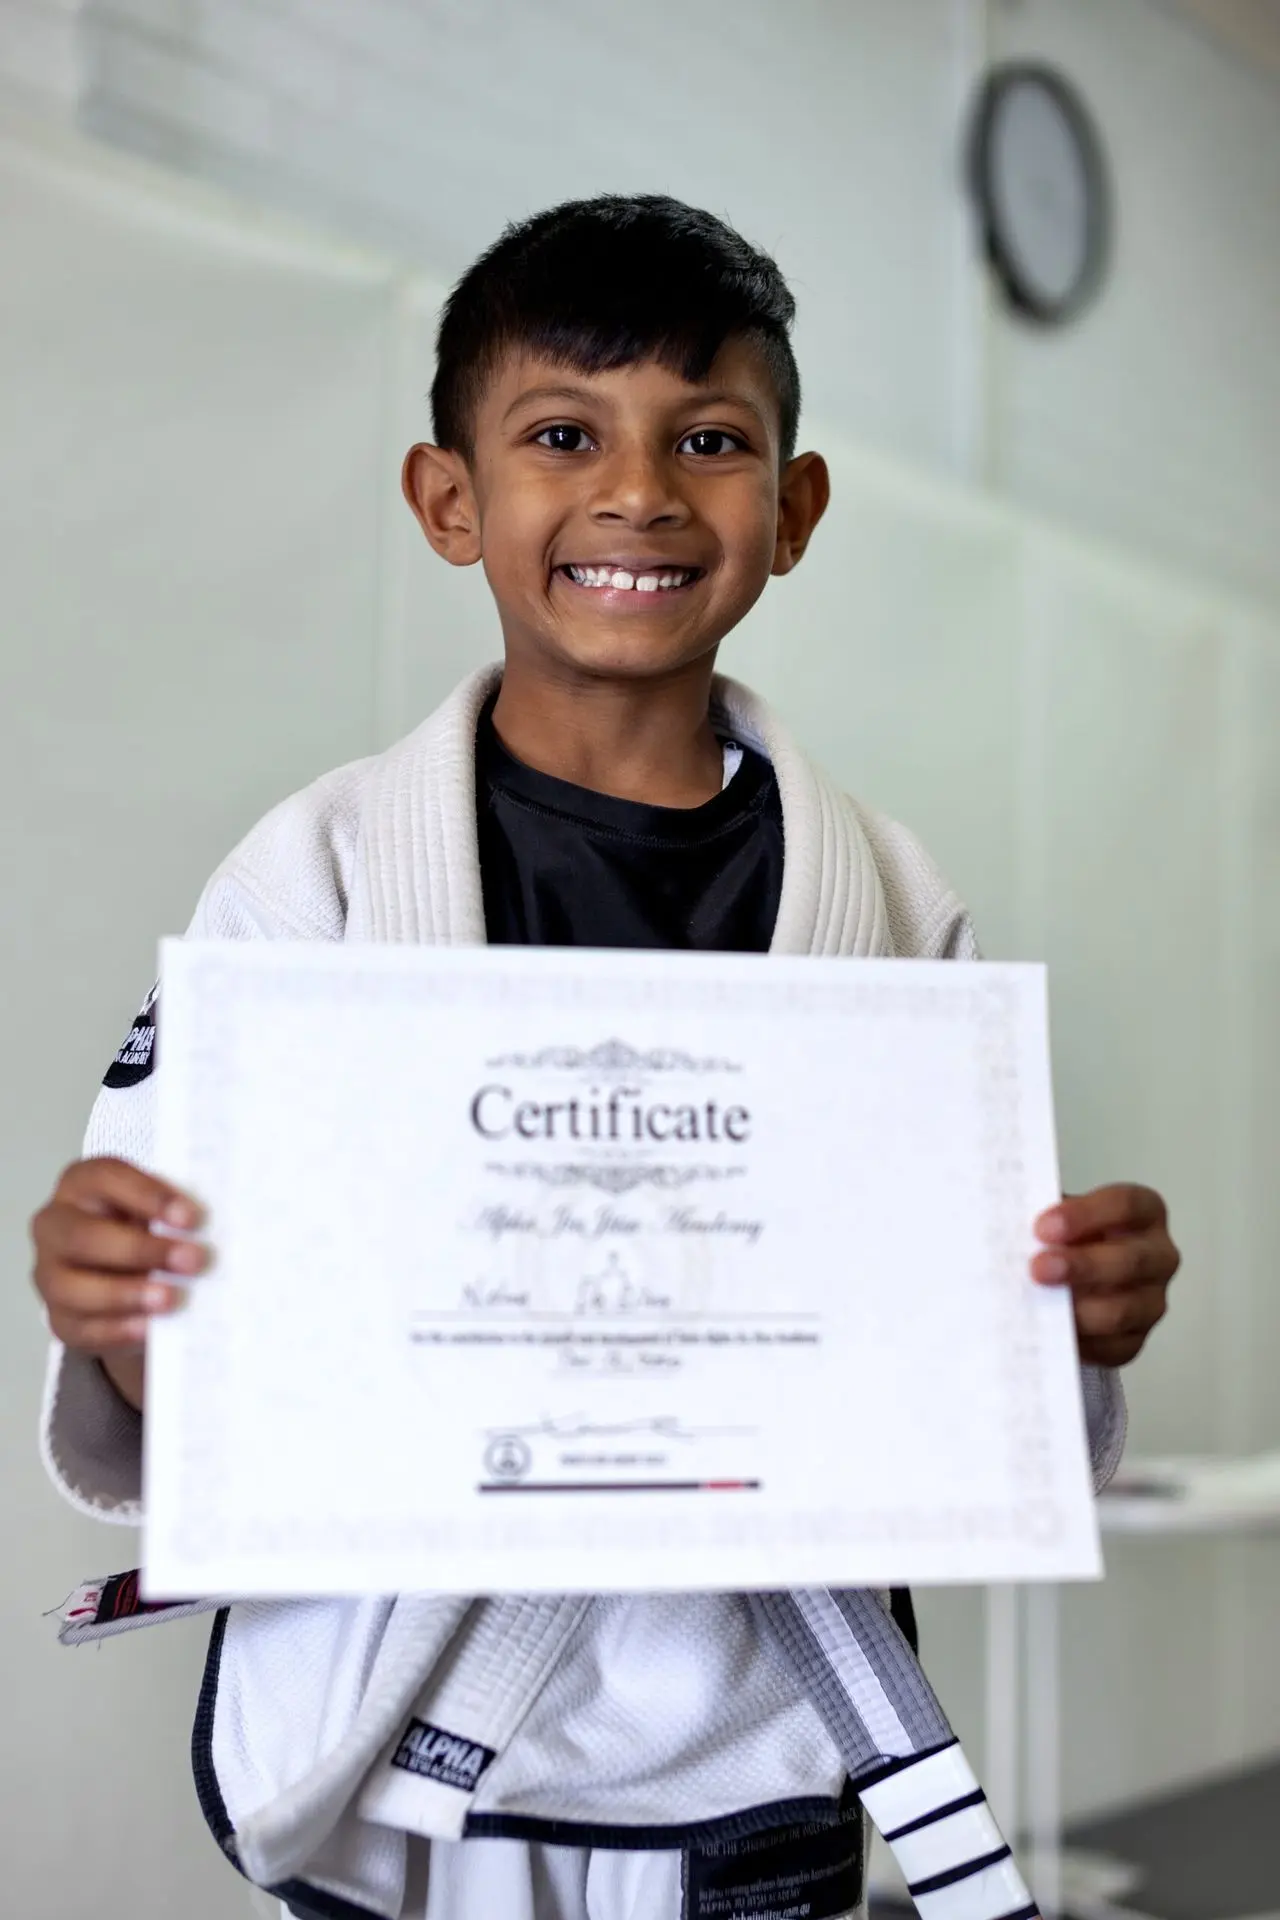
402;443;483;566
771;451;830;576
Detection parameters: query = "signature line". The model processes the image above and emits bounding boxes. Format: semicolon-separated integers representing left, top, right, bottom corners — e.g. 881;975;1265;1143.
412;1312;820;1322
484;1416;755;1442
477;1479;761;1495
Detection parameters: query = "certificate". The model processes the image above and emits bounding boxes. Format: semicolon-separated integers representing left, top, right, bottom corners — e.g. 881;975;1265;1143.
143;943;1101;1595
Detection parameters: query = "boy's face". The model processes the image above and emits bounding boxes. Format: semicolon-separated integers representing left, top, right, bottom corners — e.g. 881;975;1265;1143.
404;338;828;687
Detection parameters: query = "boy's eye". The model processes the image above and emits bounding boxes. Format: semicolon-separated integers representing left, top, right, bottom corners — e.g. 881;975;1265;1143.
678;428;747;457
535;424;595;453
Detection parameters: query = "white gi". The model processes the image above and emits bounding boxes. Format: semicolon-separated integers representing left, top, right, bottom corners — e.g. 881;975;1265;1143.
41;668;1125;1920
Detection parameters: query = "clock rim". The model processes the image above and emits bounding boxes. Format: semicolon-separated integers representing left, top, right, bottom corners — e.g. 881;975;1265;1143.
967;59;1112;327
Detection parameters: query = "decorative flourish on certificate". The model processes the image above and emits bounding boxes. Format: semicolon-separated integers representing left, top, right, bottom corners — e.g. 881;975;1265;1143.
484;1162;746;1193
485;1038;742;1075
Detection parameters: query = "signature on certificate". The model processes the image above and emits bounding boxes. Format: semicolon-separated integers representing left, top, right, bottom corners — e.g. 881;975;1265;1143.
574;1252;672;1314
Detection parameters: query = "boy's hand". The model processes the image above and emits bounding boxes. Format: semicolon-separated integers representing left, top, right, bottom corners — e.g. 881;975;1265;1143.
1031;1184;1178;1367
30;1157;206;1358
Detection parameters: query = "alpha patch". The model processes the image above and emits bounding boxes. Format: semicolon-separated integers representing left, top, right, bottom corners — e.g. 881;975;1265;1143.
390;1719;496;1794
103;983;158;1089
683;1813;863;1920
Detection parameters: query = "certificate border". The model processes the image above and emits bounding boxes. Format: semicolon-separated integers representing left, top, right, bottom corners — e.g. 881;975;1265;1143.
158;958;1070;1578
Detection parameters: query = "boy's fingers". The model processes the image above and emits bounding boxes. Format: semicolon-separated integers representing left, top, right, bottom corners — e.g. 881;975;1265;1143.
45;1269;181;1321
1080;1332;1147;1369
1035;1183;1166;1245
53;1157;201;1229
60;1315;151;1354
1032;1235;1173;1293
1073;1284;1168;1342
36;1205;207;1277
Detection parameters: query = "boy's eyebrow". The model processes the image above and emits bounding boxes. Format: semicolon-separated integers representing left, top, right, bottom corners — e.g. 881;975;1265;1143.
501;383;603;423
686;390;771;428
500;382;771;428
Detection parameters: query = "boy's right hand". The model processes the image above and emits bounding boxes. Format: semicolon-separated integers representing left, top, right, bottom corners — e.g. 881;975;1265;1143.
30;1157;206;1357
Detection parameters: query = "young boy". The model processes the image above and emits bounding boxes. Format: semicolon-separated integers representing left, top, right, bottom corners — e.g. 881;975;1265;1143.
32;196;1178;1920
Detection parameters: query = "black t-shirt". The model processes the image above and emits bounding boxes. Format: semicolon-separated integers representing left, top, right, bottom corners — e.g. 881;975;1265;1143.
476;701;784;952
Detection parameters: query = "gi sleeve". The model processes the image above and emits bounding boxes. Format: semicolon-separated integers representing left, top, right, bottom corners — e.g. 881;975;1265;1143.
1081;1361;1127;1492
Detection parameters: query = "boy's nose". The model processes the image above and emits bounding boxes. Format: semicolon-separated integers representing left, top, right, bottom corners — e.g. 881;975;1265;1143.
587;448;691;529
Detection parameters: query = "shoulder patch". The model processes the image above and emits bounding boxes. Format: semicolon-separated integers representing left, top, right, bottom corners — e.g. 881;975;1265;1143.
103;983;158;1089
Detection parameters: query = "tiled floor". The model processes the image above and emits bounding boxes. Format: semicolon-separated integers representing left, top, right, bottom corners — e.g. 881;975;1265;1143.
1063;1757;1280;1920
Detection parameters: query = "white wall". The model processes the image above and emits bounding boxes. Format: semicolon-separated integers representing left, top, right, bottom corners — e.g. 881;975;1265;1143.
2;1;1280;1913
0;121;397;1920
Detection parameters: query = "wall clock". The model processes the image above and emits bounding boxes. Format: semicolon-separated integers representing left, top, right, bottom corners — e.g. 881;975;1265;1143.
968;62;1112;325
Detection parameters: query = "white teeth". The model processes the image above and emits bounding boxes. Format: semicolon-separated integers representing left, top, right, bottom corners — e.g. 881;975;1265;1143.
563;565;695;591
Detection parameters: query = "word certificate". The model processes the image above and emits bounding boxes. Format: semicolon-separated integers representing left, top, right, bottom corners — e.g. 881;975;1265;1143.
143;942;1101;1595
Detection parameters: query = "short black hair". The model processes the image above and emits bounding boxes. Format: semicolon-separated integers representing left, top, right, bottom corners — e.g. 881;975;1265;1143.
431;194;801;463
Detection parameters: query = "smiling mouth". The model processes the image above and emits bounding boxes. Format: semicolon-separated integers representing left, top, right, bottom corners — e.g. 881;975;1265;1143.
557;564;703;594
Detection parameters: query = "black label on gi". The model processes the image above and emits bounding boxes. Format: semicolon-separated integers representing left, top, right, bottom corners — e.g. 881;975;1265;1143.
684;1813;863;1920
390;1719;496;1794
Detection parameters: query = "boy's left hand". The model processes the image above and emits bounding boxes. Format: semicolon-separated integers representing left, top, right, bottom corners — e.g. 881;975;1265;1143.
1031;1185;1179;1367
